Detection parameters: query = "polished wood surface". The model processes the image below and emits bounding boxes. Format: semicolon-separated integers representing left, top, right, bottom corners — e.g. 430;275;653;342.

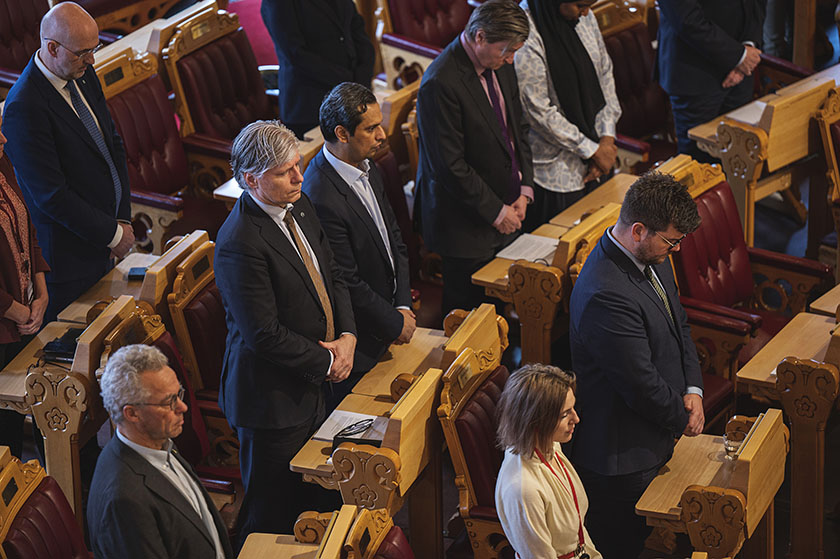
809;281;840;317
57;252;159;324
237;534;317;559
548;172;636;228
0;322;76;403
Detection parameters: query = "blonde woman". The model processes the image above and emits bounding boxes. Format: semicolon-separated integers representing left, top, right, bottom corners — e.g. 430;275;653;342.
495;364;600;559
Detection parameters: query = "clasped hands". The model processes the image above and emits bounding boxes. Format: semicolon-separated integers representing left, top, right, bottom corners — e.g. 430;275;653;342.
722;45;761;88
5;295;48;335
320;333;356;382
494;194;529;235
584;136;617;183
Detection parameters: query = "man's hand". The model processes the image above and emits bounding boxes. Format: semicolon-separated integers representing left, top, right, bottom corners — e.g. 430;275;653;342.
592;137;618;174
736;45;762;76
583;162;602;183
395;308;416;345
722;69;745;88
511;194;528;222
320;333;356;382
682;393;705;437
494;206;522;235
111;222;135;259
18;295;48;335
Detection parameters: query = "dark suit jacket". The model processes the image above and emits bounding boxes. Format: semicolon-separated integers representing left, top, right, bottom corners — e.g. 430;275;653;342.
303;150;411;373
87;436;233;559
415;37;534;260
260;0;375;129
215;192;355;430
568;232;703;476
1;58;131;284
656;0;765;96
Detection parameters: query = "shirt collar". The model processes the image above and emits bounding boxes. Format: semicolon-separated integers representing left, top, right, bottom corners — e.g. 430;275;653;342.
249;192;293;222
607;226;646;274
322;144;370;187
34;49;70;92
459;31;485;75
116;427;175;469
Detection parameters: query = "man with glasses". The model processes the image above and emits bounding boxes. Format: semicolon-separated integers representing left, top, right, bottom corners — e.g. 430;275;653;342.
1;1;134;323
88;344;233;559
568;172;704;558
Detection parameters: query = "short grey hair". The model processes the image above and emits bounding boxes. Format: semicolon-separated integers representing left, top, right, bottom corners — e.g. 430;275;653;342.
230;119;299;190
465;0;529;45
100;344;169;424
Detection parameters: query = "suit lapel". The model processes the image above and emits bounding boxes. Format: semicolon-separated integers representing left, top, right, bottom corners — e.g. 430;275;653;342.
453;43;509;155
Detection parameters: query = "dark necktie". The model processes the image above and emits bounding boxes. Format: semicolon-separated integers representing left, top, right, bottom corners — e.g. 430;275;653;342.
645;266;674;324
65;80;123;213
282;210;335;341
482;68;521;204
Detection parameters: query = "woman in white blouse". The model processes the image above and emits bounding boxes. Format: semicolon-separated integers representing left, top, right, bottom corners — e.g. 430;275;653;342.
495;364;601;559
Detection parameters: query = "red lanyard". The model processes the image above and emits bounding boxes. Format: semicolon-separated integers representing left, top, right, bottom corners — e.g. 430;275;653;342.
534;448;585;559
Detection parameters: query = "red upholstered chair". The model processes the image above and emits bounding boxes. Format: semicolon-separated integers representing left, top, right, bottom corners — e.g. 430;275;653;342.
98;49;231;253
162;8;275;140
374;527;415;559
375;0;472;89
674;180;832;371
0;0;49;94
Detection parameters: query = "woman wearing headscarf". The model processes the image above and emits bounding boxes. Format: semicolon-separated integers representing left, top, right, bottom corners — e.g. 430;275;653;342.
515;0;622;230
0;107;50;458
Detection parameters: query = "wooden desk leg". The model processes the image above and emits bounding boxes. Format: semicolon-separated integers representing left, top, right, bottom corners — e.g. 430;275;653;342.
509;262;562;366
25;368;89;529
741;501;774;559
407;435;443;559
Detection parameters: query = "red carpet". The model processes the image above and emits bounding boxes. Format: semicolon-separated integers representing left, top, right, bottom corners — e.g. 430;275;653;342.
227;0;277;66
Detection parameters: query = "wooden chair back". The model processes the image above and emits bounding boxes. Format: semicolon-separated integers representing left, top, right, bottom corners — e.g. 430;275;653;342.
593;0;644;37
441;303;509;372
401;105;419;181
95;48;159;99
380;80;420;168
816;86;840;201
88;0;182;35
95;309;167;378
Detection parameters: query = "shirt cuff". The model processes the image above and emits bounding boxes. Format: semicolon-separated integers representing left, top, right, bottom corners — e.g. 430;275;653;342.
492;205;508;227
737;46;748;68
107;223;123;249
685;386;704;398
520;185;534;204
324;348;334;378
396;306;411;311
578;137;600;160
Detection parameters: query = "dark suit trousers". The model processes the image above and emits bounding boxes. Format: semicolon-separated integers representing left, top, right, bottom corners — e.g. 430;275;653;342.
45;264;111;323
440;255;494;318
670;78;753;163
235;417;341;550
576;462;663;559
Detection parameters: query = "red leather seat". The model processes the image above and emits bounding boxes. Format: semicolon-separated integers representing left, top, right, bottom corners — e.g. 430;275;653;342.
374;526;415;559
174;28;275;141
181;281;228;403
386;0;471;51
0;0;49;89
2;476;91;559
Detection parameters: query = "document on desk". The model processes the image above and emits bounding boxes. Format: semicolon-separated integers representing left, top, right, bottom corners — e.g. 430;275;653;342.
312;410;389;442
496;234;559;263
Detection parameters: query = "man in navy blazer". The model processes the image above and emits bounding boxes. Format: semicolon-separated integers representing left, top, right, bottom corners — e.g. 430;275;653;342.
569;172;704;558
1;2;134;322
215;120;355;544
304;83;414;405
261;0;375;138
656;0;765;160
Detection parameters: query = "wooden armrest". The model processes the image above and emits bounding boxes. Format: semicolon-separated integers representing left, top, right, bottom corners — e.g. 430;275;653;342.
130;190;184;212
684;306;754;336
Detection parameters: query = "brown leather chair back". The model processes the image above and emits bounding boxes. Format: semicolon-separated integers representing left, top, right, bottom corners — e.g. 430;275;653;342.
0;0;48;73
387;0;471;48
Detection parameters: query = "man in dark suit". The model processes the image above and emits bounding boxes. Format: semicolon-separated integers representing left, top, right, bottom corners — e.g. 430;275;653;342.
568;172;705;558
416;0;534;316
657;0;765;160
89;344;233;559
216;120;355;544
1;2;134;323
304;82;414;405
261;0;375;138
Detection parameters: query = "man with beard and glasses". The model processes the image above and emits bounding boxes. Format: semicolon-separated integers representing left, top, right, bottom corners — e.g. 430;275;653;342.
568;172;704;558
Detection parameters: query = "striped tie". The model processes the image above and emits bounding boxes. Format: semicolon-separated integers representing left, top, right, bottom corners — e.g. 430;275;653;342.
645;265;674;324
65;80;122;213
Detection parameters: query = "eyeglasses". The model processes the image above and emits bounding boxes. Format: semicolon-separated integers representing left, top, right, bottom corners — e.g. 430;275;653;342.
655;230;687;250
44;38;103;59
127;386;185;412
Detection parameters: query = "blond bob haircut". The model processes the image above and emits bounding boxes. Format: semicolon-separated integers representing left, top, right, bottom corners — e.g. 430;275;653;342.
496;364;576;456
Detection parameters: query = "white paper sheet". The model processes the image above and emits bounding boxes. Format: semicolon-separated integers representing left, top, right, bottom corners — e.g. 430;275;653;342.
496;233;559;263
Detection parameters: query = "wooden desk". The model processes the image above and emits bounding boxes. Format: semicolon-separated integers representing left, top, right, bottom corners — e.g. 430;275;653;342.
548;173;636;228
238;533;317;559
809;281;840;317
56;252;159;324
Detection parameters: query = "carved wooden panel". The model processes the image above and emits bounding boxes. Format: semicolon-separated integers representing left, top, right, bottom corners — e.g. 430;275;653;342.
293;510;334;544
680;485;746;558
333;444;401;513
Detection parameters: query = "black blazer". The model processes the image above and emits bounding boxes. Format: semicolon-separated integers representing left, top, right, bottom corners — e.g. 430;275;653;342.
415;37;534;260
87;436;233;559
656;0;765;96
303;150;411;373
215;192;355;430
1;58;131;283
568;233;703;476
260;0;375;129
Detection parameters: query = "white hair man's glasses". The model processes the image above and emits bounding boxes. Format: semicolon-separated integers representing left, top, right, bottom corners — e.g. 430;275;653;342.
126;386;185;412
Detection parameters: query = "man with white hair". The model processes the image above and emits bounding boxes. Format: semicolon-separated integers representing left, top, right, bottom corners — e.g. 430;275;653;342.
215;119;355;545
1;2;134;323
87;344;232;559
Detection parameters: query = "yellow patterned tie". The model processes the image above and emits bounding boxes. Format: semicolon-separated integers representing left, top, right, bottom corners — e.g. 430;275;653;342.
645;266;674;324
283;211;335;341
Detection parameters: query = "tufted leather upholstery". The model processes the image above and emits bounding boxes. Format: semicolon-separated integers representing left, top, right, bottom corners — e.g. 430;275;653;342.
2;476;90;559
183;280;228;396
374;526;415;559
175;29;274;141
387;0;471;49
453;365;509;512
0;0;48;75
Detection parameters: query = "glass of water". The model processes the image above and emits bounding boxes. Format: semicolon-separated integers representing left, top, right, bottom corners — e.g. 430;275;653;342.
723;429;746;461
